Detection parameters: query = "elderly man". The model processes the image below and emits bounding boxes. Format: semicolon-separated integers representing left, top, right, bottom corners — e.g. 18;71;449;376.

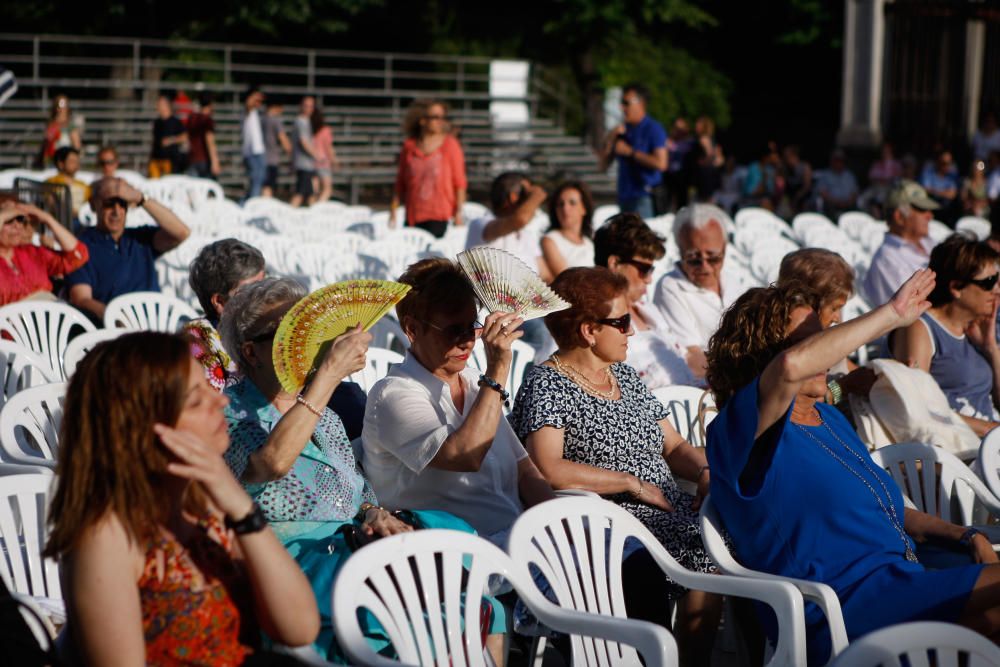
862;180;939;305
66;177;190;324
653;203;738;350
597;83;668;218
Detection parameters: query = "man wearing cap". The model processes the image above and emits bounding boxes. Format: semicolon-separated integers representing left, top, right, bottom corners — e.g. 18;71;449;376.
862;179;940;305
66;177;190;324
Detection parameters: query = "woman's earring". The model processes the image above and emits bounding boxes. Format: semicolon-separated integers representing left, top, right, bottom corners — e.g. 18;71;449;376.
589;340;597;348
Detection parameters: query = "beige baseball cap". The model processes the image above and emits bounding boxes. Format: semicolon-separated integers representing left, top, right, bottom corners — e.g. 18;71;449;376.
885;179;940;211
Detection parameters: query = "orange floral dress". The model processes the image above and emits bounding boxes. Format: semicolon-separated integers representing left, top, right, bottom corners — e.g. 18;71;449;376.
139;515;257;666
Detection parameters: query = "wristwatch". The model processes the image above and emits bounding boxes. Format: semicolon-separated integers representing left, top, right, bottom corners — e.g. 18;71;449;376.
137;193;147;208
959;527;983;548
225;503;267;535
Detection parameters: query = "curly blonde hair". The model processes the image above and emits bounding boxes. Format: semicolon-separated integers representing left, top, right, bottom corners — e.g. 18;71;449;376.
402;98;449;139
706;282;812;408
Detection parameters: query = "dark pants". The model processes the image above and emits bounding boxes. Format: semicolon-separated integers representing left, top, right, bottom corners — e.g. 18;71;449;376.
411;219;449;238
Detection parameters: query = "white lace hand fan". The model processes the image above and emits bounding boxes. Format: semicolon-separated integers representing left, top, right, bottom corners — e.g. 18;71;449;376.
272;279;411;393
457;247;569;320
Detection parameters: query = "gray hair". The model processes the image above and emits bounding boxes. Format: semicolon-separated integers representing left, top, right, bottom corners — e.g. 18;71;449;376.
219;277;307;372
188;239;266;323
672;203;732;240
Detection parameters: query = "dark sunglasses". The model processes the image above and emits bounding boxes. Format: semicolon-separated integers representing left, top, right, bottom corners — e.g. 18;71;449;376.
102;197;129;210
98;158;118;166
4;215;29;226
424;319;483;344
968;273;1000;291
621;258;655;277
682;252;725;267
596;313;631;334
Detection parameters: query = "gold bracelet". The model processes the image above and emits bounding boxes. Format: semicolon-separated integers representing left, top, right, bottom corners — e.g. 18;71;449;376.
634;479;644;498
295;393;323;418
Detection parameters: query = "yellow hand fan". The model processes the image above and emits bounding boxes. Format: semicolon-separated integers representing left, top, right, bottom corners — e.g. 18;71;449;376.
272;279;411;393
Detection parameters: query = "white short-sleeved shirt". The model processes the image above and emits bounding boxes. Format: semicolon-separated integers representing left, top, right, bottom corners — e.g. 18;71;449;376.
361;352;526;543
652;265;739;350
466;215;542;271
543;230;594;270
627;302;699;389
862;234;936;306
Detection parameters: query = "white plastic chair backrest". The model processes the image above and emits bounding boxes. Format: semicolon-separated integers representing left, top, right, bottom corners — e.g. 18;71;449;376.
0;473;60;600
928;220;952;243
868;442;1000;526
0;382;65;468
0;301;96;381
956;216;991;241
734;207;783;229
976;428;1000;499
699;496;849;659
369;315;410;353
61;328;127;378
323;254;391;283
507;339;535;404
510;496;806;665
383;227;436;254
792;212;836;241
837;211;877;240
0;341;56;411
103;292;199;332
331;529;525;667
651;385;716;447
828;621;1000;667
348;347;403;394
750;240;799;284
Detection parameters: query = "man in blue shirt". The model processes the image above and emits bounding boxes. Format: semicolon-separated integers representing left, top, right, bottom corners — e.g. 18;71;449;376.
66;177;190;324
598;83;668;219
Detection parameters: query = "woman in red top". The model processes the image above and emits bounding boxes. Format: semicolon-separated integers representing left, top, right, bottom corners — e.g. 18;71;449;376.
45;332;319;666
0;202;88;306
390;99;467;239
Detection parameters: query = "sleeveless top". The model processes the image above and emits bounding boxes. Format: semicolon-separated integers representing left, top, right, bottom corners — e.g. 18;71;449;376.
920;313;999;421
543;230;594;270
140;514;257;666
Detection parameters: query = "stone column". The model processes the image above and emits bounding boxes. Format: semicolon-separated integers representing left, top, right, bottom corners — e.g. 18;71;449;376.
838;0;887;149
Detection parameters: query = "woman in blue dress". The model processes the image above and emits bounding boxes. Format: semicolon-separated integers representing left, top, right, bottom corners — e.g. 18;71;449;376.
705;269;1000;664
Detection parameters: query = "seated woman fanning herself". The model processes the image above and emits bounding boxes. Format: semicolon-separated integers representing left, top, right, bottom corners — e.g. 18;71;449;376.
219;277;417;662
706;271;1000;665
0;201;88;305
540;180;596;278
45;331;318;666
511;267;721;666
892;234;1000;436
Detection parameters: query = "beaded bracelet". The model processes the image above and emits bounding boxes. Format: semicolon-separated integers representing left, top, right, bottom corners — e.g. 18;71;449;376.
478;374;510;408
296;393;323;417
827;380;844;405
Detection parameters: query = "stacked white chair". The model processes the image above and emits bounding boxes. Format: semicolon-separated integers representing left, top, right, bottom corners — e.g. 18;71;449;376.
0;301;95;381
332;528;677;667
61;329;128;378
510;496;807;666
0;341;56;411
103;292;199;332
322;254;392;283
0;472;61;612
0;382;65;468
828;621;1000;667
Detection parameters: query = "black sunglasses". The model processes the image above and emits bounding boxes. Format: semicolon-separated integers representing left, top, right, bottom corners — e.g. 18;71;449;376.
4;215;29;226
423;319;483;344
102;197;129;210
968;273;1000;291
596;313;631;334
621;258;655;277
682;252;725;267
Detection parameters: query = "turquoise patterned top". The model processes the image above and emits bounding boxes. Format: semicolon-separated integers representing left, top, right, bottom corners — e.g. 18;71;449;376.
223;379;377;543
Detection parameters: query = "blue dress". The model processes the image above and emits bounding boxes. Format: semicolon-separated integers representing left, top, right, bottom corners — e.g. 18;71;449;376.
706;378;984;664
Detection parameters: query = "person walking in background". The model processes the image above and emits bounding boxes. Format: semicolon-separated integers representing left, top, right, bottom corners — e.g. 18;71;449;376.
240;87;267;200
311;106;338;203
39;94;82;167
598;83;667;219
390;99;467;238
186;92;220;180
149;94;187;179
262;100;290;198
290;95;317;207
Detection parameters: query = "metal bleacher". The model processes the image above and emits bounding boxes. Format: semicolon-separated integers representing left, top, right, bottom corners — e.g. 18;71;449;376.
0;33;614;202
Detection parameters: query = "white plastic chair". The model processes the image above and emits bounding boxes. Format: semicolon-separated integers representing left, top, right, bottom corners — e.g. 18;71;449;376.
0;301;96;381
61;328;128;378
870;442;1000;531
828;621;1000;667
977;428;1000;500
470;338;535;408
103;292;199;332
750;239;800;285
509;496;807;666
651;385;716;447
0;341;56;411
928;220;953;243
369;315;410;353
699;495;849;661
0;473;60;602
348;347;404;394
837;211;878;241
0;382;65;468
332;529;677;667
956;216;992;241
792;212;837;242
322;254;392;283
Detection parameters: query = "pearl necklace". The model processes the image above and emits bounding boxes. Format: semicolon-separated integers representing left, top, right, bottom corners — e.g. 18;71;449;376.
550;353;618;400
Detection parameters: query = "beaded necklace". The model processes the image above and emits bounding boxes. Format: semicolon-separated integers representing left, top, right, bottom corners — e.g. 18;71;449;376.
550;353;618;400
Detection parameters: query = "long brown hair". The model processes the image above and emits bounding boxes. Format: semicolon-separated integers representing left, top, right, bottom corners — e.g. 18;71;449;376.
45;332;202;559
402;98;449;139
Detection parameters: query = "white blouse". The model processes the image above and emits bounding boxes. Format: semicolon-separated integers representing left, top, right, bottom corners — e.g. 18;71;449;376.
544;230;595;270
628;302;700;390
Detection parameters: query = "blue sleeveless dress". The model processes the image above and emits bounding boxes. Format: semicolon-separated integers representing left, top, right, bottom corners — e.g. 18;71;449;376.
706;378;984;665
920;313;999;421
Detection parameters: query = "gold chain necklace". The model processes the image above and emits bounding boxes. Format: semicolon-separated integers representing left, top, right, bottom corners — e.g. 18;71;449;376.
550;353;617;400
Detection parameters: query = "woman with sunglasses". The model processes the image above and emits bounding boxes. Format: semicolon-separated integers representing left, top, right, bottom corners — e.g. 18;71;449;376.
893;233;1000;436
511;266;721;666
594;212;702;388
389;99;467;239
0;200;88;306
